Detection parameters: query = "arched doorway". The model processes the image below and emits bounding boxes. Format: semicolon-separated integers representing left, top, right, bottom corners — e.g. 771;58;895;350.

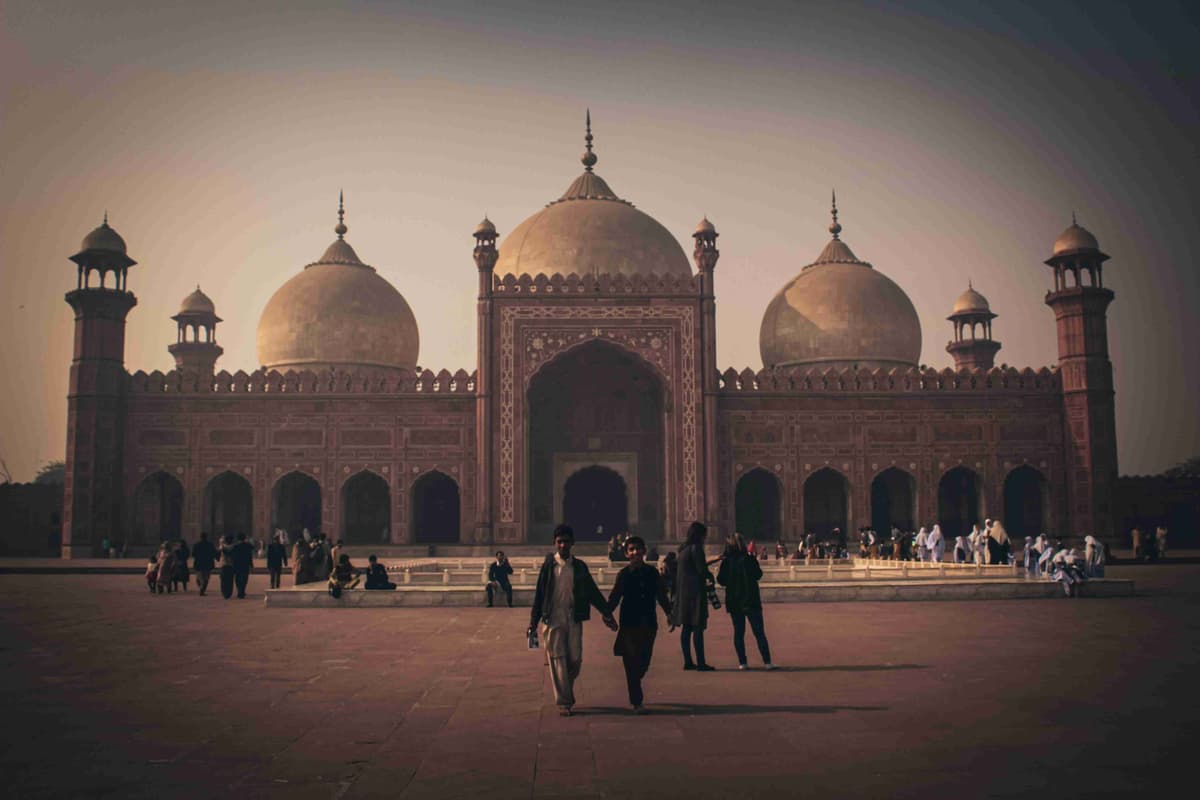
1004;466;1047;539
131;472;183;544
563;466;628;541
804;468;849;543
938;467;981;538
203;472;254;539
871;468;915;534
342;471;391;545
412;471;460;543
735;468;781;542
273;471;322;538
527;340;665;542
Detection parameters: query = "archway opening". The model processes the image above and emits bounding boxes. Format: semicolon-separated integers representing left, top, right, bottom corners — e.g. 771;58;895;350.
203;472;254;539
804;468;849;543
273;472;322;539
562;466;628;541
735;468;781;542
527;340;665;542
938;467;981;538
412;471;460;543
871;468;915;534
1003;466;1047;540
132;472;183;544
342;471;391;545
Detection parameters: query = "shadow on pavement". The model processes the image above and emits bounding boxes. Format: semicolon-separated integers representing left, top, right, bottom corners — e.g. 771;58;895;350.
574;703;889;716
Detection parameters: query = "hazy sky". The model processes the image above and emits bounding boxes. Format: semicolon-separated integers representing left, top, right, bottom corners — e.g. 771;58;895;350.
1;0;1197;482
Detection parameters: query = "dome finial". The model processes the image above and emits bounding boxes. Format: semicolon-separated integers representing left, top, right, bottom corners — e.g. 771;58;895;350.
103;209;108;227
581;108;597;172
335;190;348;239
1072;210;1077;226
829;189;842;239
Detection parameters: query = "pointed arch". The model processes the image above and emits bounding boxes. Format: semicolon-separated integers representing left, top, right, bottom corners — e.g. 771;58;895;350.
202;471;254;539
1003;465;1047;539
735;468;782;542
563;465;628;541
870;467;915;534
342;469;391;545
411;470;460;544
938;466;982;538
804;467;849;541
272;471;322;538
131;471;183;545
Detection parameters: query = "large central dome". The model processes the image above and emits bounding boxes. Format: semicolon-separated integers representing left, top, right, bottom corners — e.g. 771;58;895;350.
759;196;921;372
494;118;691;279
256;199;419;374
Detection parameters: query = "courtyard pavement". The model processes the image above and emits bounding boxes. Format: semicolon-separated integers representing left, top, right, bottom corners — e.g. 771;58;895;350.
2;564;1197;799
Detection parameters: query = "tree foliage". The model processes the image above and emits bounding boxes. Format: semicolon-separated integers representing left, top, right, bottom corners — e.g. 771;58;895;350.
1164;456;1200;478
34;460;66;485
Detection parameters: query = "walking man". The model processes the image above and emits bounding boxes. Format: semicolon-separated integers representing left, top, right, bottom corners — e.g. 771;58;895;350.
266;534;287;589
231;532;254;599
192;532;216;596
528;524;617;716
607;536;673;713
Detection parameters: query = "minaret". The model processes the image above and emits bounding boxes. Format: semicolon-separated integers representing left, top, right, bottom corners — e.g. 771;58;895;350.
693;215;720;528
945;282;1001;370
168;286;223;379
1044;214;1117;541
62;214;138;558
473;214;499;544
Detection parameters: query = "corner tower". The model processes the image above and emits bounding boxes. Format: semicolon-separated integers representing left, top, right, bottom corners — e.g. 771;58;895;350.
62;215;138;558
1044;215;1117;541
168;286;223;379
946;283;1001;370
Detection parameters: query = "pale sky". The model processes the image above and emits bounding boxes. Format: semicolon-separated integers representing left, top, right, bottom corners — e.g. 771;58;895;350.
1;0;1197;482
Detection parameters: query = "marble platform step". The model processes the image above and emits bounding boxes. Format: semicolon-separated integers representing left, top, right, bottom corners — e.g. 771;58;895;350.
263;577;1133;607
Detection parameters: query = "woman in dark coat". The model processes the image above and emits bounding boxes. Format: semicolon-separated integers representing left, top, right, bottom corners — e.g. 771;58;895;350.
717;533;777;670
670;521;714;671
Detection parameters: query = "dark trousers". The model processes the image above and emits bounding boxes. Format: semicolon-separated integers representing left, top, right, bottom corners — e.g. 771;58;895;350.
196;569;212;595
268;567;282;589
235;569;250;598
486;582;513;606
219;565;235;599
730;609;772;665
680;624;707;666
618;627;656;707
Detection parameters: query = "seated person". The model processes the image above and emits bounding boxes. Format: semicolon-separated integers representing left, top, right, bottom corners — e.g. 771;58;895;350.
328;553;361;597
363;554;396;590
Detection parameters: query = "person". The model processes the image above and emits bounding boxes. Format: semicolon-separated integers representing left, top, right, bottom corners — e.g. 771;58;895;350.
364;555;396;590
527;524;616;716
486;551;514;607
316;533;333;580
266;535;287;589
155;542;176;594
144;554;158;593
172;539;190;592
217;535;236;599
659;551;678;604
1156;526;1168;560
292;533;311;586
328;553;361;597
927;525;945;563
671;521;715;671
1084;536;1106;578
775;541;786;561
915;527;929;563
231;533;254;599
954;534;969;564
746;539;757;559
859;528;872;559
717;533;777;671
607;535;673;713
1131;527;1143;560
331;538;344;567
989;521;1011;565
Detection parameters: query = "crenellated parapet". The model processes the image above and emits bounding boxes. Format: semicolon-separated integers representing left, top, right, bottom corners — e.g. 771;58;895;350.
717;365;1061;394
126;367;478;395
493;271;700;297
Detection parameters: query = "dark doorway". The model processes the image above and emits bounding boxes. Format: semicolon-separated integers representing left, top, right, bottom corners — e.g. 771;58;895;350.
804;468;849;541
273;472;322;538
132;472;183;544
412;471;460;543
342;471;391;545
562;466;628;541
938;467;981;538
203;472;253;539
1003;466;1046;539
871;468;915;534
527;340;665;542
735;468;781;542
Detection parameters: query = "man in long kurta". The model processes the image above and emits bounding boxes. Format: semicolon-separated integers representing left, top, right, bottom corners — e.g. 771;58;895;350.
528;524;616;716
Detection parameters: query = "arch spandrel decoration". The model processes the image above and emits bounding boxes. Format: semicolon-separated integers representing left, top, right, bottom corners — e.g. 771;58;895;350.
499;305;697;524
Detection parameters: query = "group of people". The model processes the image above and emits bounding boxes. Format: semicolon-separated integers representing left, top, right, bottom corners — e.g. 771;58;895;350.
143;532;253;599
527;521;776;717
1130;526;1169;561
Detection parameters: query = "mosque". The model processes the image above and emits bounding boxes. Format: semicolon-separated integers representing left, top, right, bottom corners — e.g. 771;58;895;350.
57;122;1120;557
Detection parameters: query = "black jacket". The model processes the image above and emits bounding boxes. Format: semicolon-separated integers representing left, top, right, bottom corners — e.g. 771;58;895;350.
266;542;287;569
607;563;671;629
717;551;764;614
230;542;254;573
529;554;608;629
487;560;513;588
192;540;216;571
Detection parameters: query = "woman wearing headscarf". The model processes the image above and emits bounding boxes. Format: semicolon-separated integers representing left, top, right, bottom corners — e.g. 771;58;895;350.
1084;536;1105;578
970;525;986;565
915;527;929;563
989;521;1011;565
927;525;945;563
670;522;714;671
291;531;311;586
954;534;969;564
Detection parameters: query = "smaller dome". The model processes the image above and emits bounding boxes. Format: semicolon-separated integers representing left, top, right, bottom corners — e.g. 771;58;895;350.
952;285;990;314
179;286;216;315
1052;221;1100;256
475;217;497;237
80;219;127;255
695;217;716;235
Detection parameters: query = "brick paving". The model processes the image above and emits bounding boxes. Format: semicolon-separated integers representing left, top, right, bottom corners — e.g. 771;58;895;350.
2;564;1197;799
